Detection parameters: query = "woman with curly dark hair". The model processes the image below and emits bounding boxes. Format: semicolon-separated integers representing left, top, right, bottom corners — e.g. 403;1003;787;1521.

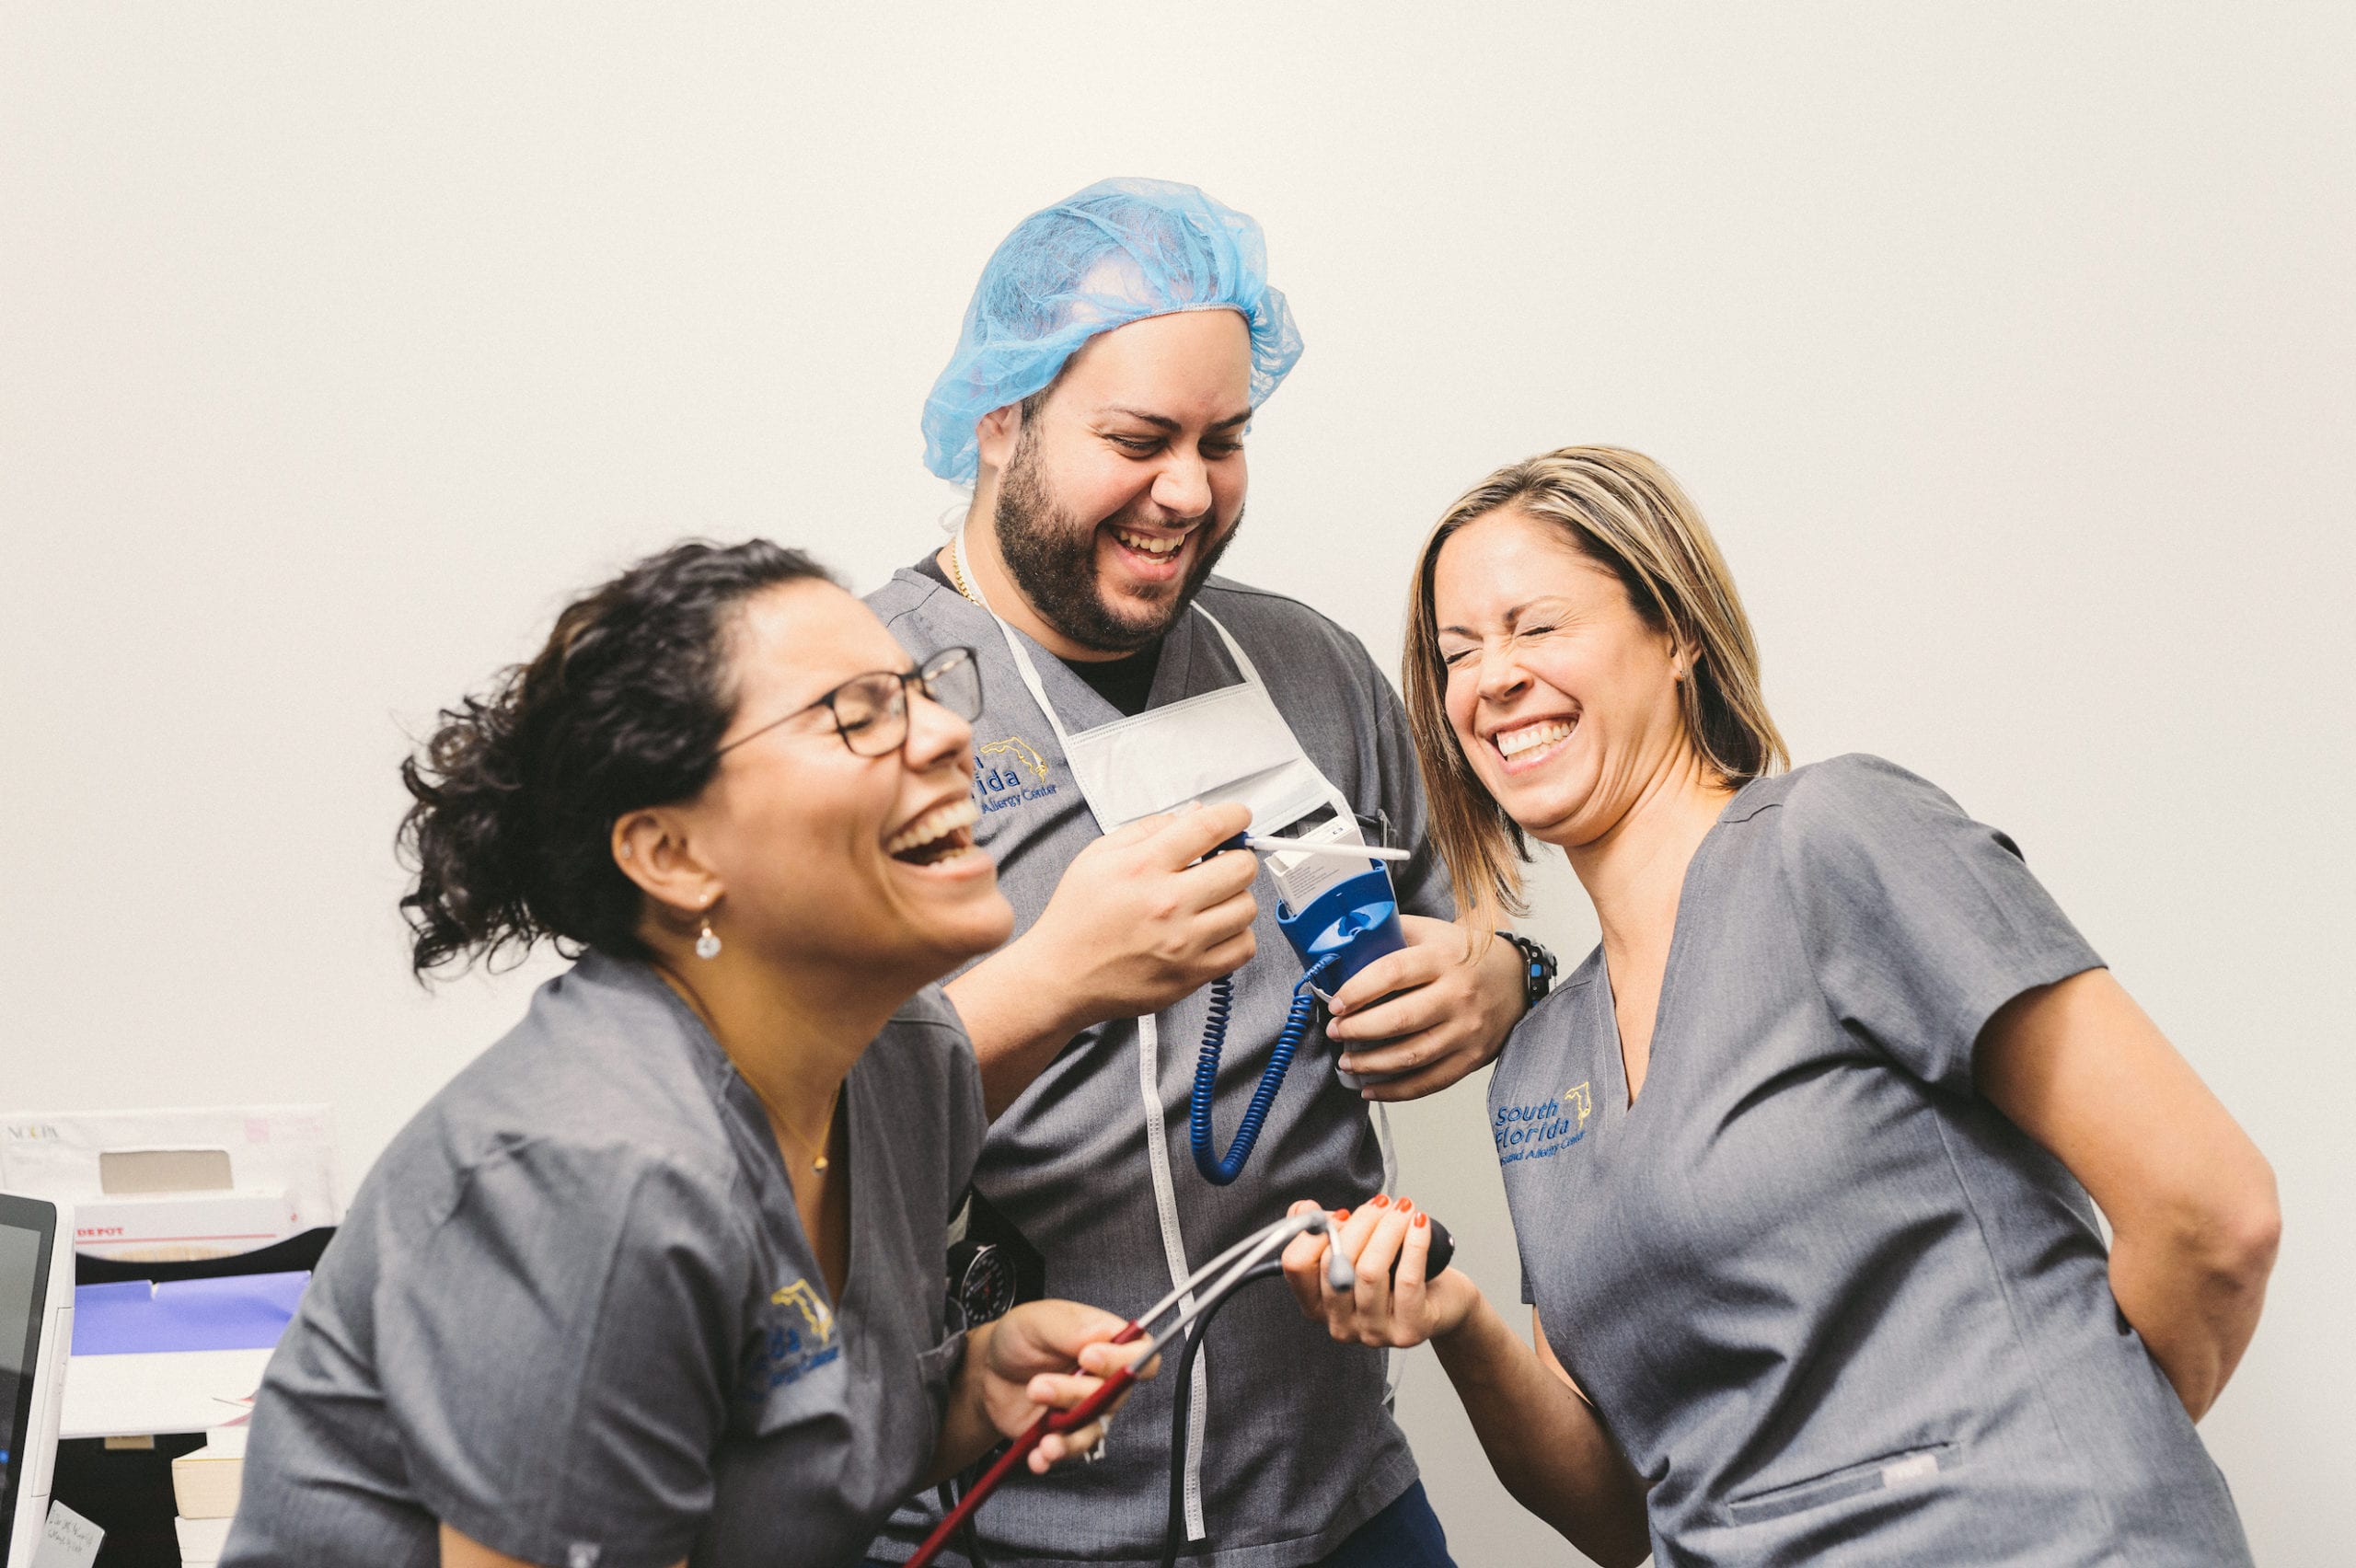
224;540;1140;1568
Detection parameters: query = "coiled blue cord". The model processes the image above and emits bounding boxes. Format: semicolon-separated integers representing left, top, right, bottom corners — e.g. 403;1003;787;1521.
1190;954;1338;1185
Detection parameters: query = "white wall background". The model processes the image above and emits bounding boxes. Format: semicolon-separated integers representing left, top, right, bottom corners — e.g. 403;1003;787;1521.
5;5;2349;1562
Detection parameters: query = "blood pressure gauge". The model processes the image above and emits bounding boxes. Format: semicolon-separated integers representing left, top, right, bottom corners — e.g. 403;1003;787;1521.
947;1240;1020;1331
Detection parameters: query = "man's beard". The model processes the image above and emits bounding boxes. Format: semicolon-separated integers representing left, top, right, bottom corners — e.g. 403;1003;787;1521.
993;425;1238;654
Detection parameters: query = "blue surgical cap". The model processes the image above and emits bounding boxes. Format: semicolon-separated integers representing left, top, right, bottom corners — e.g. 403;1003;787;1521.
921;178;1306;484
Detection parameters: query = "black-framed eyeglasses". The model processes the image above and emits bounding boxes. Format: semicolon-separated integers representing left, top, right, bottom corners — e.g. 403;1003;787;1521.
717;645;983;760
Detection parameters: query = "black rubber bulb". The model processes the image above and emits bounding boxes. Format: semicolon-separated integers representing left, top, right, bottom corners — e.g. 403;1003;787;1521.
1400;1215;1456;1280
1321;1212;1455;1290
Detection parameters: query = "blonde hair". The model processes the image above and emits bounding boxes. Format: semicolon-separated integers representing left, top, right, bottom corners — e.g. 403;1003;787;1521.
1403;445;1787;926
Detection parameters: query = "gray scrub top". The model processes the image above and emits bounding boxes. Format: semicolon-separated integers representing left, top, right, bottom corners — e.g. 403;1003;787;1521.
1490;755;2252;1566
865;570;1449;1568
223;952;986;1568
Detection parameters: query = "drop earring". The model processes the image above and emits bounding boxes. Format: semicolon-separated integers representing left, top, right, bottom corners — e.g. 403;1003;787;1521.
696;914;722;961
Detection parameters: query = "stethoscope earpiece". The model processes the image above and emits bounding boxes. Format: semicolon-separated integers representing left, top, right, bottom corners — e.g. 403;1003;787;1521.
1308;1212;1358;1292
1305;1207;1455;1292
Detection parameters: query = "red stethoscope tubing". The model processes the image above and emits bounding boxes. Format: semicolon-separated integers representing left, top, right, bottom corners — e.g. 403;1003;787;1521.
900;1209;1347;1568
902;1320;1148;1568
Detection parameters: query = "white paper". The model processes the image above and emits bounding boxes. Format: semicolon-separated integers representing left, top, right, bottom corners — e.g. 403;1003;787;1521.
0;1106;338;1260
68;1191;297;1257
29;1501;104;1568
176;1515;234;1566
60;1348;275;1440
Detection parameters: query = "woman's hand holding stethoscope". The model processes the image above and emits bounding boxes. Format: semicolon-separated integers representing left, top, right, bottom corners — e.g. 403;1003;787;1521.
907;1208;1353;1568
967;1300;1160;1472
1280;1195;1480;1349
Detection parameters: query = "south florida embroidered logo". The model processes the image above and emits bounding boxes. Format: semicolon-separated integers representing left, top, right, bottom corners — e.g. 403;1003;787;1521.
750;1277;839;1390
974;735;1058;816
1495;1081;1593;1166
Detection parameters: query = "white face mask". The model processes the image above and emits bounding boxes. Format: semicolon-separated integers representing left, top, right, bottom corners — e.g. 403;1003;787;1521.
1052;679;1341;837
951;528;1351;838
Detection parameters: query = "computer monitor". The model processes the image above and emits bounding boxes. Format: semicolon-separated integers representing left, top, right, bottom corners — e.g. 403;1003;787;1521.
0;1193;72;1568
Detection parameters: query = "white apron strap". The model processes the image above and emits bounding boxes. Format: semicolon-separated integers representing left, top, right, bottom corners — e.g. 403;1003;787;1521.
953;528;1081;757
1137;1013;1212;1539
955;528;1214;1525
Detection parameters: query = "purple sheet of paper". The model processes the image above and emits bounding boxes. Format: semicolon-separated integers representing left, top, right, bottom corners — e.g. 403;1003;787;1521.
72;1271;310;1355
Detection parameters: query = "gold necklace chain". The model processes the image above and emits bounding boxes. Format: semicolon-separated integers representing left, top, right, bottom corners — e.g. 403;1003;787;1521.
943;542;984;607
745;1074;839;1176
652;959;838;1175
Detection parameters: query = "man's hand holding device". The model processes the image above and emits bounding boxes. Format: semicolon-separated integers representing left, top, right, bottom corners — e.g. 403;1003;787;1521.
948;801;1257;1112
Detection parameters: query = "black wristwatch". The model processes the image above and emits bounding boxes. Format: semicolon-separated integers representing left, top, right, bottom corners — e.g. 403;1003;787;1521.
1496;931;1558;1010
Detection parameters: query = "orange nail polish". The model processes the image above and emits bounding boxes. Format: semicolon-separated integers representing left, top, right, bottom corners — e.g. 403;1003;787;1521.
1415;1212;1428;1228
1334;1208;1351;1222
1371;1194;1390;1207
1397;1197;1414;1213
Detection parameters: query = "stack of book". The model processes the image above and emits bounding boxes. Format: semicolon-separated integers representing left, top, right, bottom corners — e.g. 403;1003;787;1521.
170;1425;246;1566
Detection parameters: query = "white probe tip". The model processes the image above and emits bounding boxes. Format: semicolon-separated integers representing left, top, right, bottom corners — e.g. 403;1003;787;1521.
1244;836;1412;862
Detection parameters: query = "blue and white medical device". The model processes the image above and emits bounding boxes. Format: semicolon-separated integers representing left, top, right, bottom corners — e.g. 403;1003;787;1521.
1190;832;1410;1185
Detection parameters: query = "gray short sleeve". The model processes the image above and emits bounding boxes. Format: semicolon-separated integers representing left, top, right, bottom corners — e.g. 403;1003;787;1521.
375;1141;740;1568
1781;755;2104;1091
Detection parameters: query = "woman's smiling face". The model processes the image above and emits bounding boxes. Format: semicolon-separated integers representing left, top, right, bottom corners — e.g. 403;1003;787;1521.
687;580;1013;983
1432;508;1693;850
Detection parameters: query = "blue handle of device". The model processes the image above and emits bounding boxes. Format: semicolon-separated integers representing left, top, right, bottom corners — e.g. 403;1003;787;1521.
1189;858;1406;1185
1272;868;1408;994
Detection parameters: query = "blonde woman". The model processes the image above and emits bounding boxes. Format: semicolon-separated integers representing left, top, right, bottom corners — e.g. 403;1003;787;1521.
1282;449;2276;1565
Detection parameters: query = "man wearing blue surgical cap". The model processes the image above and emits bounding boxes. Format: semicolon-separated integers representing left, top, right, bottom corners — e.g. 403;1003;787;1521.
864;179;1536;1568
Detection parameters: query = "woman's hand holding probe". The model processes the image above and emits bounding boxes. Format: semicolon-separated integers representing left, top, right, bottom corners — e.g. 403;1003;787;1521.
1279;1196;1479;1349
941;1300;1158;1478
1325;918;1528;1101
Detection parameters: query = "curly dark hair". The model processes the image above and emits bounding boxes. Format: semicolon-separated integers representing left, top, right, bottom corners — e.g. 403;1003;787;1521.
398;538;835;976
